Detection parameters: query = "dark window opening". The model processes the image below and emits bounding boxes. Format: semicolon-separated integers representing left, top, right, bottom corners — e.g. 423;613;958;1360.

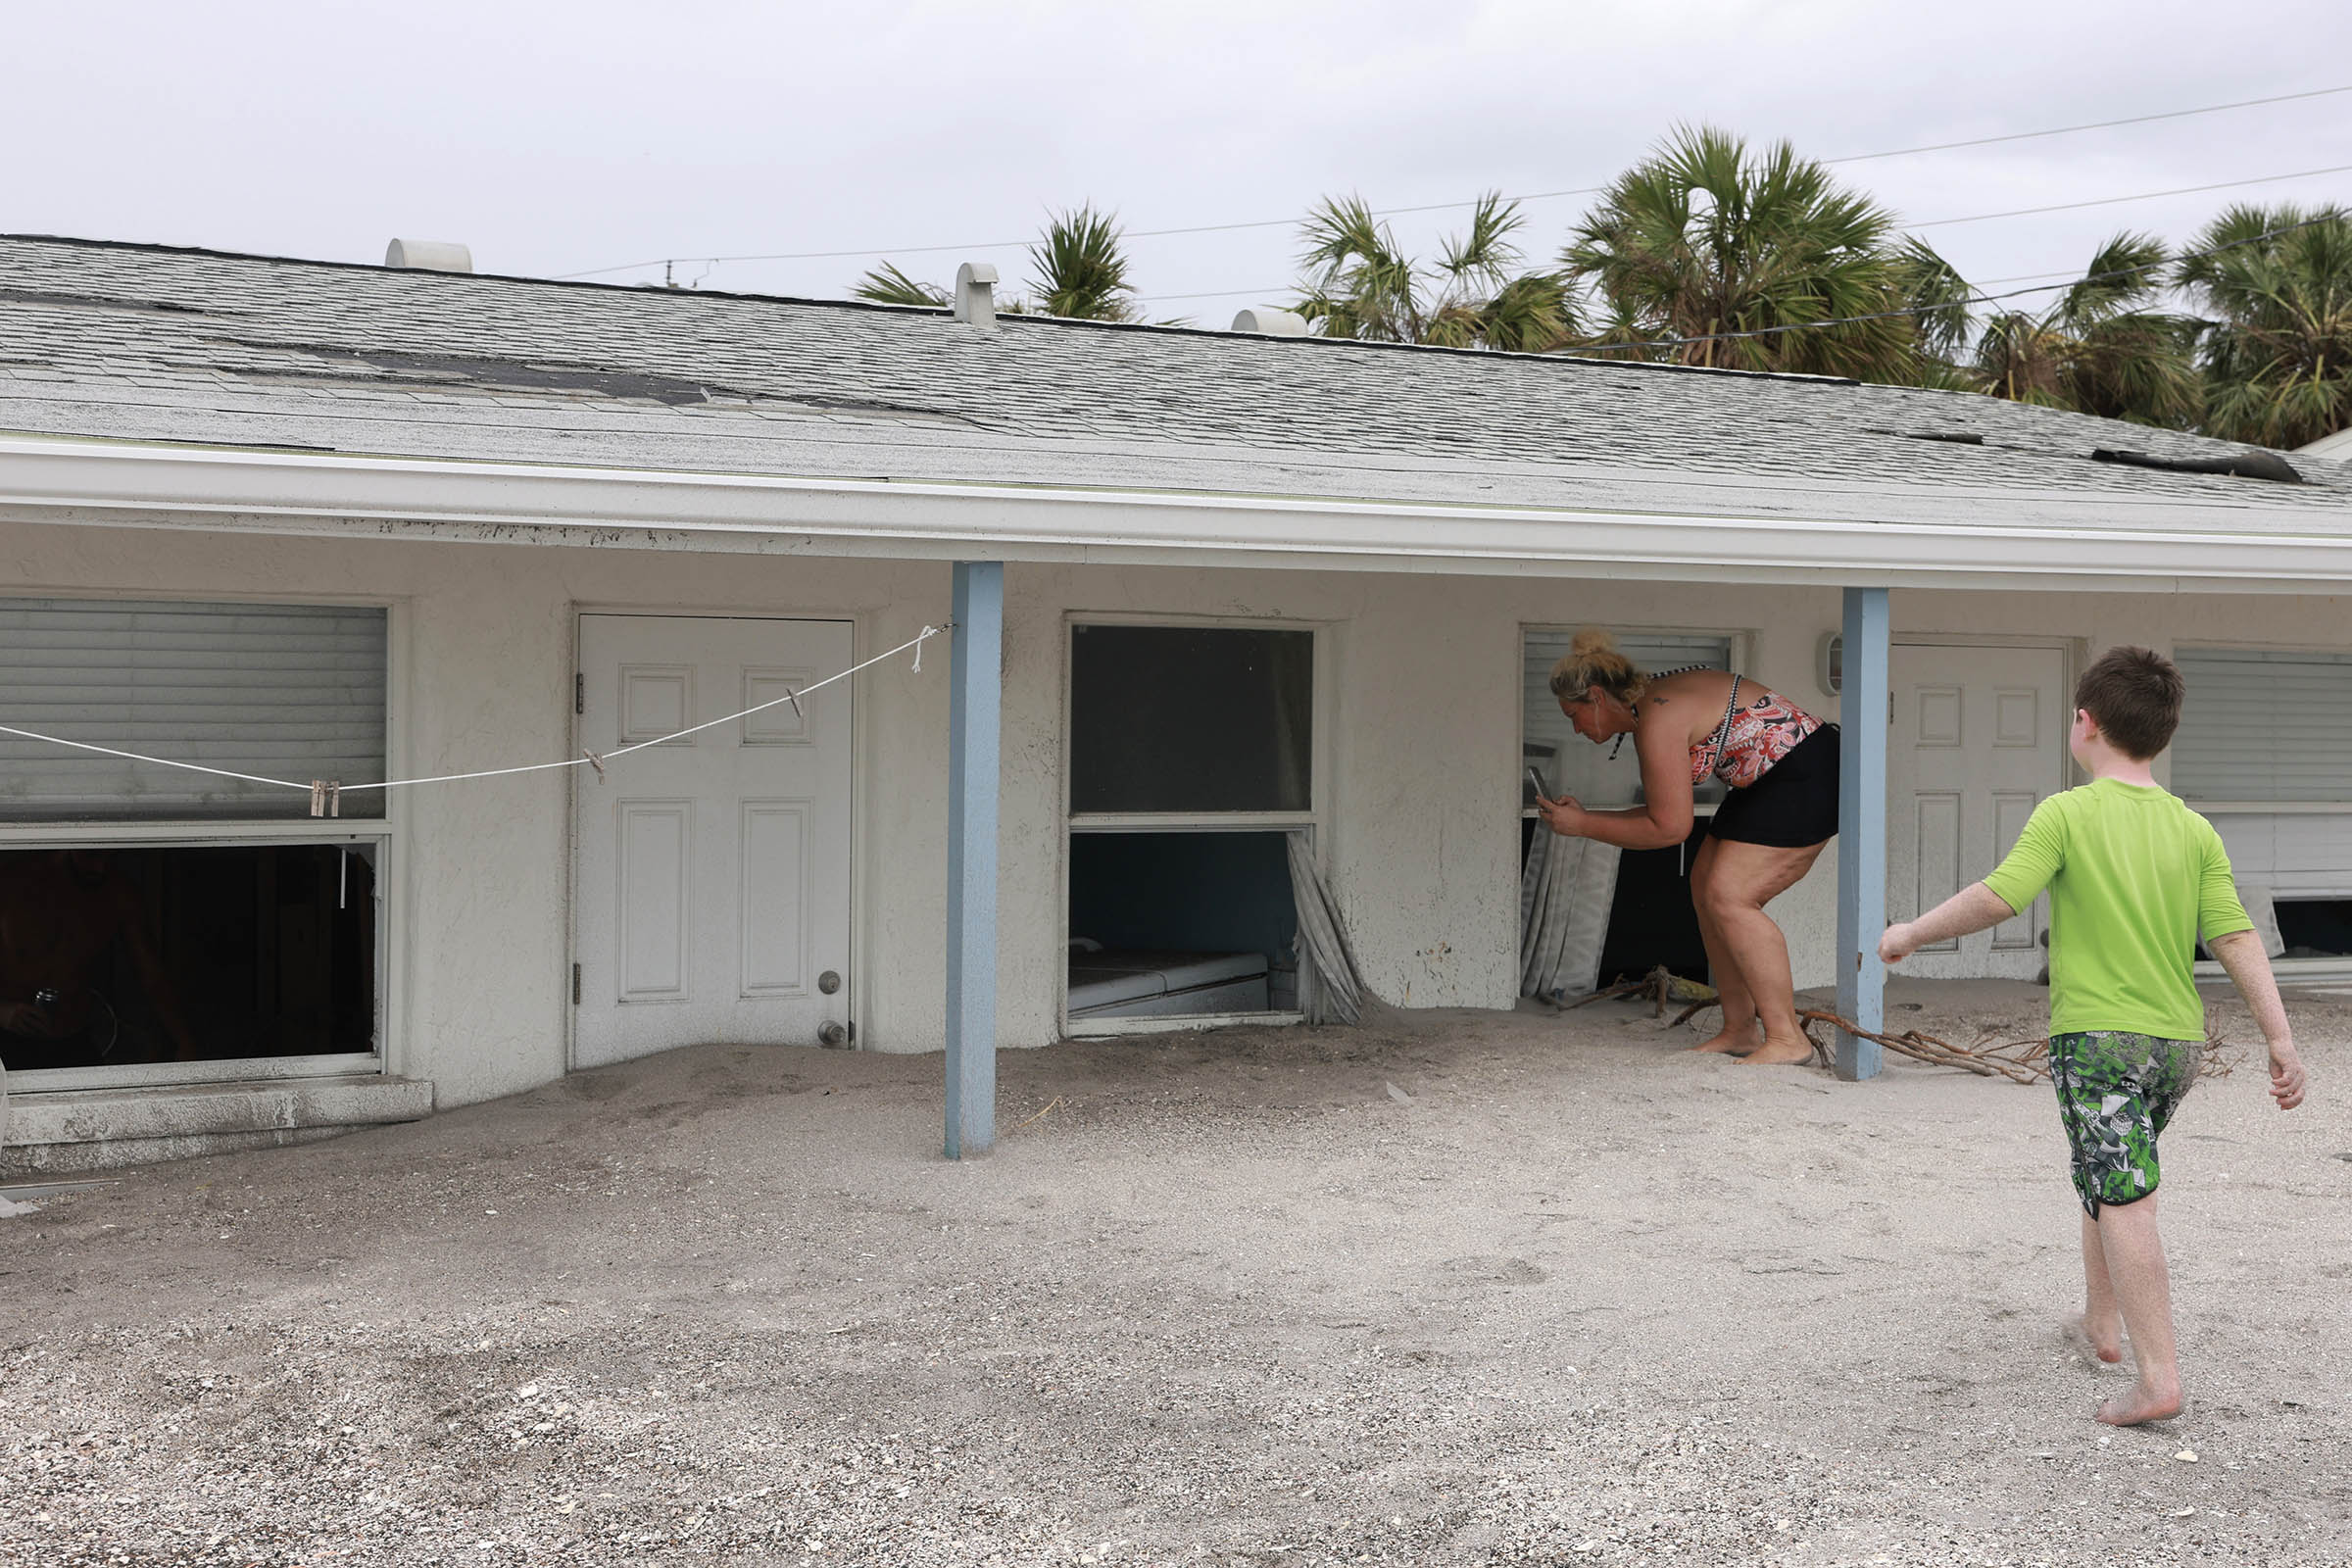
1067;831;1298;1020
1520;817;1713;991
2278;899;2352;959
0;844;376;1073
1069;625;1313;815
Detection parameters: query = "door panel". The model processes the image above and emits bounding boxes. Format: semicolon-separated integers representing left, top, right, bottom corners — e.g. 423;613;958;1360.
575;614;852;1068
1888;644;2068;980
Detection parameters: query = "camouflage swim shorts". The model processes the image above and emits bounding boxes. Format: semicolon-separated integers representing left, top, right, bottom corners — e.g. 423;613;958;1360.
2048;1031;2201;1217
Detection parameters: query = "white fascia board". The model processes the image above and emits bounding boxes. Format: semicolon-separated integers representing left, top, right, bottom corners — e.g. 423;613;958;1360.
3;435;2352;592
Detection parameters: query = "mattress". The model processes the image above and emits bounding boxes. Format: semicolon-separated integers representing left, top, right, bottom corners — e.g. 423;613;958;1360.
1068;950;1272;1019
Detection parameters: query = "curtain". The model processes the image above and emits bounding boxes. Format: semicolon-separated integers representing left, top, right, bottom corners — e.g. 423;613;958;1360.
1519;826;1621;1004
1287;831;1366;1025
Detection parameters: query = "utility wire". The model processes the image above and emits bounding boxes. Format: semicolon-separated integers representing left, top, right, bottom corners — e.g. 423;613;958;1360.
552;83;2352;281
1131;166;2352;305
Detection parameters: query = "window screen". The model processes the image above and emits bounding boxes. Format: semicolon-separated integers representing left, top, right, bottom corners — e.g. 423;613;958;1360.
0;599;389;821
1070;624;1313;814
1523;630;1734;810
2172;647;2352;803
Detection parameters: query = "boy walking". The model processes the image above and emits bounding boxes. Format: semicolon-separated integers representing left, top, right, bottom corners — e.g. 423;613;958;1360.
1879;647;2307;1426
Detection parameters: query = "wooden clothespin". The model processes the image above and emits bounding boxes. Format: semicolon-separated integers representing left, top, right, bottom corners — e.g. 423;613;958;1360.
582;748;607;781
309;781;341;817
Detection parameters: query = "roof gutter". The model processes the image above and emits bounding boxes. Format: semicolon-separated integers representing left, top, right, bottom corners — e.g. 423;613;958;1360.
1;435;2350;594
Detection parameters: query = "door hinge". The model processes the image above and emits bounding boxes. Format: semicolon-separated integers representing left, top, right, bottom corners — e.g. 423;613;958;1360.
571;962;581;1005
575;673;585;716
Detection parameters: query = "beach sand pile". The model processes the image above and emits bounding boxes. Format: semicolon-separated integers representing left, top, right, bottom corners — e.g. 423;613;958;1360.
4;979;2346;1566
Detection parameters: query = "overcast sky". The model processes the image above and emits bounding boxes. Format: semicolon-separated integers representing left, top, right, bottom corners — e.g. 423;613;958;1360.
9;1;2349;323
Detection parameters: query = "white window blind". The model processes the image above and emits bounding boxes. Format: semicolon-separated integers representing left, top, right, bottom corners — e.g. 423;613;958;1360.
1523;631;1733;810
0;599;387;821
2171;648;2352;804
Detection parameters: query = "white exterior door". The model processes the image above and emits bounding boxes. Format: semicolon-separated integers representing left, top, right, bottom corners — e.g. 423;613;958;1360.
1888;643;2069;979
573;614;853;1068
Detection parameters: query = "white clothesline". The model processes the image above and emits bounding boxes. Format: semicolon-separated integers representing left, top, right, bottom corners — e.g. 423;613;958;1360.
0;624;947;815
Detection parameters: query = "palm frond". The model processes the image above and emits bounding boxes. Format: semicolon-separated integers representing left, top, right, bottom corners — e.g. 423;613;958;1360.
852;262;948;308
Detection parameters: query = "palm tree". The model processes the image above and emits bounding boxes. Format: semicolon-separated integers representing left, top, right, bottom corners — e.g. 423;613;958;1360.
1025;205;1140;322
1972;233;2201;426
1290;193;1575;352
852;205;1142;321
2176;203;2352;449
1562;125;1969;384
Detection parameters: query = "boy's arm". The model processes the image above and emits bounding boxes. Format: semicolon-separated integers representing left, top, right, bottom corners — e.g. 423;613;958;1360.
2208;928;2306;1110
1880;883;2017;963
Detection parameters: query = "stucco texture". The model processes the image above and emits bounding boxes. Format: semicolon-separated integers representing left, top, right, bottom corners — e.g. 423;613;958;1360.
5;516;2350;1110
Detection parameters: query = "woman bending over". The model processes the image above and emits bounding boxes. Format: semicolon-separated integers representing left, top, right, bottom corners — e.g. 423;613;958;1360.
1537;629;1838;1066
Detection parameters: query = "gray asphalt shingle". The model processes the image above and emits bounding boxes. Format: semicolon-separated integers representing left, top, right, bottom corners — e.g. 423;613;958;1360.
1;233;2346;539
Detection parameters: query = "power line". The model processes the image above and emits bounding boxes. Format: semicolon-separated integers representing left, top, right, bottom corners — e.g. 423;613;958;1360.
551;82;2352;281
1133;166;2352;306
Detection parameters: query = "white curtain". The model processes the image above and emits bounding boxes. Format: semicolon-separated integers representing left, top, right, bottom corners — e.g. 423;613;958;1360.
1519;827;1621;1003
1287;832;1367;1025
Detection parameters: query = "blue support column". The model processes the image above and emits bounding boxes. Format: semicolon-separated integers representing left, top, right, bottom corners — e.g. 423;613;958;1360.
945;562;1004;1158
1835;586;1890;1081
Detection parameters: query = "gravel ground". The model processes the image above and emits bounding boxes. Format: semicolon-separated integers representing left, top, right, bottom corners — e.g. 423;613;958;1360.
3;982;2348;1567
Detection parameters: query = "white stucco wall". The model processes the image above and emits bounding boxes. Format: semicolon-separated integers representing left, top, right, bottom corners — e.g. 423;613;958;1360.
7;514;2350;1113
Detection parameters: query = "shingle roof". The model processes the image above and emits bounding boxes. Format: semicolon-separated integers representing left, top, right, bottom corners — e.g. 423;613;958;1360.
2;232;2347;537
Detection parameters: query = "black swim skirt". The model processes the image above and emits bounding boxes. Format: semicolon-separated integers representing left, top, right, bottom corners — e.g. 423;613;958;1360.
1707;723;1840;848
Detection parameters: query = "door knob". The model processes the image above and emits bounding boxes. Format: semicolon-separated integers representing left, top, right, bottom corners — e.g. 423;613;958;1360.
818;1021;848;1049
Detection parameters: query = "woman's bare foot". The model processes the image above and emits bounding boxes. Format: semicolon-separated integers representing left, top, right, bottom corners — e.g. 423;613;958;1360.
2096;1381;2181;1426
1691;1025;1760;1055
1734;1033;1816;1066
2063;1310;2125;1364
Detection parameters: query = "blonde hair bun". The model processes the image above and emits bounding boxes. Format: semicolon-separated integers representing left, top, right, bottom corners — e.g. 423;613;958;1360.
1548;627;1648;704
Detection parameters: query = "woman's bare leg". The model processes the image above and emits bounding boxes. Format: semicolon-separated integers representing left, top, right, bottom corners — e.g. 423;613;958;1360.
1692;837;1829;1066
1687;838;1761;1054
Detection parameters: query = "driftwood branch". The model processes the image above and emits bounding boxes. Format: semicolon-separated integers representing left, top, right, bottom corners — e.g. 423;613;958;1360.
1631;996;2242;1085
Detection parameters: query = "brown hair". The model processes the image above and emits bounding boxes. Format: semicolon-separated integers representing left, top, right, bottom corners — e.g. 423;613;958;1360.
2075;645;2183;760
1548;628;1648;706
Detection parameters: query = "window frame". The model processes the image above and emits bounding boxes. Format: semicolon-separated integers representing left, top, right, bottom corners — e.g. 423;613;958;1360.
0;590;404;1095
1059;612;1329;1036
1517;622;1757;824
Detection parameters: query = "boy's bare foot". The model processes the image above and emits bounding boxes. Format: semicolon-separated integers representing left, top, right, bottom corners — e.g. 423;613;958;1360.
2096;1382;2181;1426
1692;1026;1759;1055
1735;1034;1816;1066
2062;1310;2125;1364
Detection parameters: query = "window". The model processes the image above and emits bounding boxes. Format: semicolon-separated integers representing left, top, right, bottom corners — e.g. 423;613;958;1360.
0;598;391;1089
0;599;388;820
2171;647;2352;803
1522;630;1734;810
1069;624;1313;815
1065;622;1320;1029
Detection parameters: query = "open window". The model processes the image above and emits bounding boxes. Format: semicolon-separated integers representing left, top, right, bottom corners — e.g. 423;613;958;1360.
1519;628;1733;1001
1063;621;1320;1032
0;598;391;1091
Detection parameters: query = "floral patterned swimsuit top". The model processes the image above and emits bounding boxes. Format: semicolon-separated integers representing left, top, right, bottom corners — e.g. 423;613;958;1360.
1660;669;1824;790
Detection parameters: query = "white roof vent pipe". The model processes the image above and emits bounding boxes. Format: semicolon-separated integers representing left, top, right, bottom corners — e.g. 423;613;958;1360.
1232;307;1308;336
384;239;473;273
953;262;999;328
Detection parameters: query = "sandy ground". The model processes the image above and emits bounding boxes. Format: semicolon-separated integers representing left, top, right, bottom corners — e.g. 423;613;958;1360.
3;980;2349;1568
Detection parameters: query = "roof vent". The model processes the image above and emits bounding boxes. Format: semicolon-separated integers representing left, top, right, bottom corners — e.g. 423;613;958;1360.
384;239;473;273
953;262;998;328
1232;307;1309;337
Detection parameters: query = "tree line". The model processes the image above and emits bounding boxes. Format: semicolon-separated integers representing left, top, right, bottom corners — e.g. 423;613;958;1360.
855;125;2352;451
